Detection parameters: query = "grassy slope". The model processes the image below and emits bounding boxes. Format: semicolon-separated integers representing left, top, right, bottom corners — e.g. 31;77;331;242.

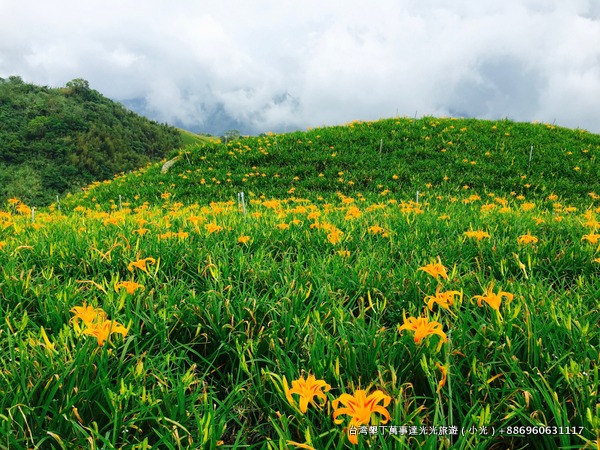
64;116;599;210
1;117;599;449
178;128;220;146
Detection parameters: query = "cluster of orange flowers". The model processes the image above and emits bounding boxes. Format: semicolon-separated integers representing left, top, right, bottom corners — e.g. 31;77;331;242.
397;260;515;356
284;374;390;446
416;259;514;315
70;303;128;347
6;197;31;215
282;260;514;445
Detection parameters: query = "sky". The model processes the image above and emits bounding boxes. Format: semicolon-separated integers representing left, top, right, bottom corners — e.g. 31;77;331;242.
1;0;599;135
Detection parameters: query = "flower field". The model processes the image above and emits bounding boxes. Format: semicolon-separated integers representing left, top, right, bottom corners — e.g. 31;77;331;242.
0;117;599;449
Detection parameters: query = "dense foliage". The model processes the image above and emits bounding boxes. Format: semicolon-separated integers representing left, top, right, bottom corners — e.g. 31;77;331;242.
1;117;599;449
0;76;182;205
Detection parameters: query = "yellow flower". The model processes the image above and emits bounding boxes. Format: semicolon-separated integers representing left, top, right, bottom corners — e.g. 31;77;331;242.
517;234;538;245
83;320;128;346
464;230;490;241
398;316;447;345
336;250;350;258
345;206;361;220
368;225;386;235
8;197;20;205
115;281;144;295
327;229;344;244
473;285;514;312
332;389;391;445
582;234;600;244
424;287;461;311
133;227;150;236
521;202;536;211
128;257;156;273
276;223;290;230
187;215;204;225
205;223;223;234
285;374;331;413
70;303;107;326
262;199;280;209
238;235;251;244
16;204;31;215
417;261;448;280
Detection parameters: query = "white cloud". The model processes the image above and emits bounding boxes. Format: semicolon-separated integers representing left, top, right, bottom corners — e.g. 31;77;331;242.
1;0;599;134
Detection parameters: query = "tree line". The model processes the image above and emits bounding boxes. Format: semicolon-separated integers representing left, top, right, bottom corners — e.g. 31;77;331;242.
0;76;182;205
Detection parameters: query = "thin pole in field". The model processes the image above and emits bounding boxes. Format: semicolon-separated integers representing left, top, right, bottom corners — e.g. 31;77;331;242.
119;194;122;210
56;195;60;211
529;145;533;167
31;207;35;222
238;192;246;216
416;190;419;204
379;139;383;155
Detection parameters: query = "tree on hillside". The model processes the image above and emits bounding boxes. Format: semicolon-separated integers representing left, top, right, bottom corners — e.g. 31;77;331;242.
221;129;240;143
66;78;90;92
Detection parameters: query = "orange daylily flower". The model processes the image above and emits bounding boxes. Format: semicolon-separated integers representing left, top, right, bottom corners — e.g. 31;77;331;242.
115;281;144;295
517;234;539;245
464;230;490;241
368;225;386;235
285;374;331;413
473;285;514;312
424;286;461;311
83;320;128;346
418;260;448;280
581;234;600;244
327;229;344;244
238;235;251;244
398;316;447;345
332;389;391;445
205;223;223;234
70;303;107;326
128;257;156;273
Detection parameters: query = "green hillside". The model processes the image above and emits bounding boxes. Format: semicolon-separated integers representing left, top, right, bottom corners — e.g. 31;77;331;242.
0;76;182;206
178;127;220;146
62;116;600;210
1;117;599;449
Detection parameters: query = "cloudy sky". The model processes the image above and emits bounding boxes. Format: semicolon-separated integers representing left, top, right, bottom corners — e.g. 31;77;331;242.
1;0;599;135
